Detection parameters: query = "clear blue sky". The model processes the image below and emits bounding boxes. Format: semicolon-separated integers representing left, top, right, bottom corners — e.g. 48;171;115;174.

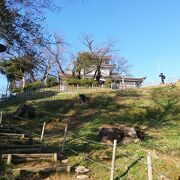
1;0;180;92
45;0;180;80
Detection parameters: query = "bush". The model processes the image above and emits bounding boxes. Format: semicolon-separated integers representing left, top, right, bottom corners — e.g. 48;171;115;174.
47;77;58;87
66;77;80;85
78;79;97;86
10;86;22;93
104;79;112;87
65;77;98;86
24;81;42;91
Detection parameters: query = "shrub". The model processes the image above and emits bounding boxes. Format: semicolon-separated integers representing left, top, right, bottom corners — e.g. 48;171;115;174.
24;81;42;91
78;79;96;86
66;77;80;85
47;77;58;87
66;77;98;86
104;79;112;87
10;86;22;93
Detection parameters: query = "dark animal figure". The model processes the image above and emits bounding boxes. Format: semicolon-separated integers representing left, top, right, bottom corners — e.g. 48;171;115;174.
78;94;89;104
14;104;36;118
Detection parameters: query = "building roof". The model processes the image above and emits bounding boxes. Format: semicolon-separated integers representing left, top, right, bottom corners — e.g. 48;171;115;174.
120;77;146;83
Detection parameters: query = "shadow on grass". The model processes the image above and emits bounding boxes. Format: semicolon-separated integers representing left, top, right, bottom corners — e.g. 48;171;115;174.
115;156;143;180
0;91;57;114
114;89;142;98
63;86;180;152
1;86;179;156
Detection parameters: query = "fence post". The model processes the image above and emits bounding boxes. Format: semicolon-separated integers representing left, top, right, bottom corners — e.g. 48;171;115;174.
147;152;153;180
110;83;113;90
110;139;117;180
61;125;68;153
0;110;2;125
40;122;46;142
53;153;58;161
7;154;12;165
21;134;25;139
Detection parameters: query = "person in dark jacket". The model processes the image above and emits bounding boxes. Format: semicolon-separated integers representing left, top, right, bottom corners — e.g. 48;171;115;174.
159;73;166;84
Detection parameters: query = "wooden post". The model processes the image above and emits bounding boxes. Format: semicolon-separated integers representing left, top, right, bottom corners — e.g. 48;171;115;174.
7;154;12;165
147;152;153;180
21;134;25;138
110;139;117;180
67;165;72;172
77;84;79;92
53;153;58;161
40;122;46;142
61;125;68;153
0;110;2;125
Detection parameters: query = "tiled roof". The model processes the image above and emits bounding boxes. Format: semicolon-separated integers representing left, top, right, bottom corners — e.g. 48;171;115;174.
120;77;146;82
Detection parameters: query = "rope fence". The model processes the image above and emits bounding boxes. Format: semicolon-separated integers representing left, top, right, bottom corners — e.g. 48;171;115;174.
68;130;113;147
65;145;112;171
0;111;177;179
61;125;175;180
116;147;172;180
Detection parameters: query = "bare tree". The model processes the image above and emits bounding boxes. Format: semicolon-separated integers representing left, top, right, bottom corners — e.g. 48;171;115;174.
81;35;119;81
67;53;77;77
43;33;67;85
41;49;54;86
114;57;132;77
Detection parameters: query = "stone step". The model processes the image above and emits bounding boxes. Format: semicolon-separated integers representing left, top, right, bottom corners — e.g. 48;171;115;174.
0;133;28;138
0;138;33;145
2;153;58;162
0;129;21;133
1;144;42;150
2;147;42;154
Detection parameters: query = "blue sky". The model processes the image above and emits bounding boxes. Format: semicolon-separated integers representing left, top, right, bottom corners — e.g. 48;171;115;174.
45;0;180;79
1;0;180;92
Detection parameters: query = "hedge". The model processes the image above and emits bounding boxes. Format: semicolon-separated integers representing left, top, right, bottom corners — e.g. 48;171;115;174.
65;78;98;86
24;81;42;91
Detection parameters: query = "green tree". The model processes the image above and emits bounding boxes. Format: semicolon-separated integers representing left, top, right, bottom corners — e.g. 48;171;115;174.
0;0;60;55
0;54;37;90
76;52;96;79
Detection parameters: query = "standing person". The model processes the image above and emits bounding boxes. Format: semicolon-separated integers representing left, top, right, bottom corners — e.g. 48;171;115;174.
159;73;166;84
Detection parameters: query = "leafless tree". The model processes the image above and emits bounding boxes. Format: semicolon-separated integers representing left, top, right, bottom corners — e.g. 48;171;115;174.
67;53;77;77
43;33;67;84
40;48;54;86
81;34;119;81
114;56;132;77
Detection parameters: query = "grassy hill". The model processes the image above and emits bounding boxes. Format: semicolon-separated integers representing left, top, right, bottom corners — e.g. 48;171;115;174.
0;83;180;180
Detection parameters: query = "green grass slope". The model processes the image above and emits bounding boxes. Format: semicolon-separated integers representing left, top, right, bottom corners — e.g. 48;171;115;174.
0;83;179;179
